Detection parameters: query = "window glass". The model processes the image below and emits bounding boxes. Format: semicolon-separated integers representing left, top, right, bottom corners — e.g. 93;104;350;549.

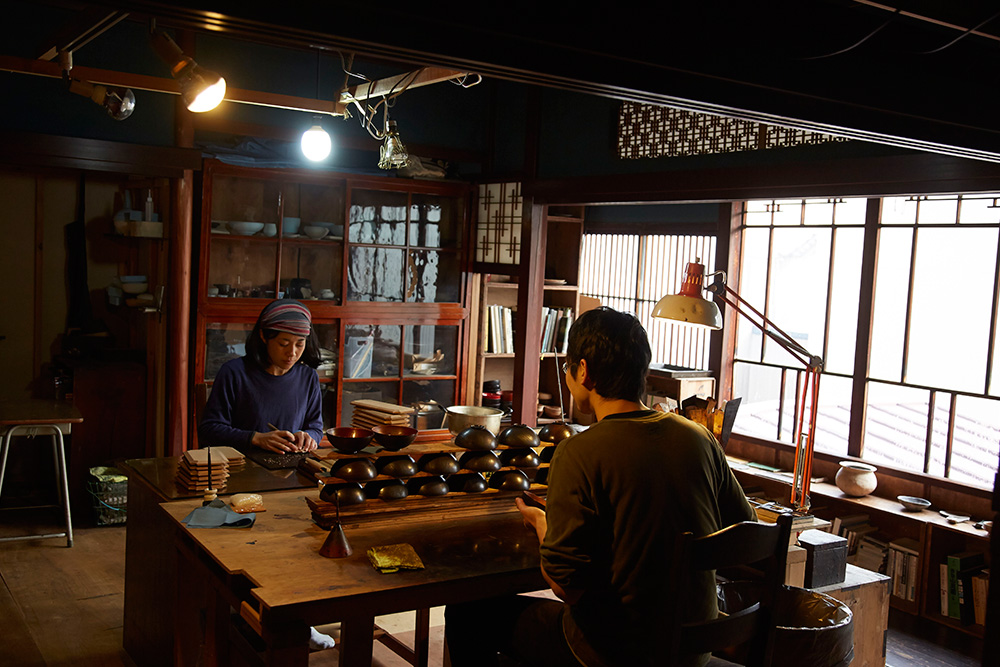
907;227;996;392
958;194;1000;225
813;373;850;457
735;228;769;362
347;247;405;301
771;200;802;226
833;198;867;225
763;227;830;368
825;227;862;375
868;227;911;382
803;199;834;226
732;362;782;440
881;196;917;225
917;196;958;224
863;382;931;472
951;394;1000;487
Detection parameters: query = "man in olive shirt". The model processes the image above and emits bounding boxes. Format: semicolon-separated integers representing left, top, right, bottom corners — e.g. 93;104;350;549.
445;307;755;667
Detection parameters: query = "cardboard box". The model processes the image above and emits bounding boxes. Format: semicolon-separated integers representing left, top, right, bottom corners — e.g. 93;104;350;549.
128;220;163;238
786;544;806;588
800;529;847;588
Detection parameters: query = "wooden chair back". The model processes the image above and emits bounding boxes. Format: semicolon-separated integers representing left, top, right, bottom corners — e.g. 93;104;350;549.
668;513;793;666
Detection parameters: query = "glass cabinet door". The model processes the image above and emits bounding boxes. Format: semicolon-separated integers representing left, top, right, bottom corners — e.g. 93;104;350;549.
347;189;463;303
279;181;345;302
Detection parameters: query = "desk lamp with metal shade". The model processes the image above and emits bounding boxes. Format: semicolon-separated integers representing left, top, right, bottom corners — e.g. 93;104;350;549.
652;260;823;511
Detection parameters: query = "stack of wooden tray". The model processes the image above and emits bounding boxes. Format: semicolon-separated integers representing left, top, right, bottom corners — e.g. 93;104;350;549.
176;448;238;492
350;399;414;429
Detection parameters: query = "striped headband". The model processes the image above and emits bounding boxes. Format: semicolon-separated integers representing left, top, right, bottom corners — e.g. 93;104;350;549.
259;299;312;336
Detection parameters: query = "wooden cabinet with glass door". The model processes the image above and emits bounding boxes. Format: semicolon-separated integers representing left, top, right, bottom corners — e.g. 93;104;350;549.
193;160;470;442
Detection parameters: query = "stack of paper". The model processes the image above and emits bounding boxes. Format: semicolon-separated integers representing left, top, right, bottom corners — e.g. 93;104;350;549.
351;399;415;430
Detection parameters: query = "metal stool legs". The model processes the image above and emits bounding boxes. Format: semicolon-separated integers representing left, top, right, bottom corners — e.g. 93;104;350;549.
0;424;74;547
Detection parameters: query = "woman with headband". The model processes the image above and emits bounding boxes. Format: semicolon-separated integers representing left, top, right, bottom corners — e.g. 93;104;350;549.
199;299;324;452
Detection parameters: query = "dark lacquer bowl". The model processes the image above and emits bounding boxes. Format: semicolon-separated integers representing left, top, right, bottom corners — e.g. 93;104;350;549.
538;422;575;444
378;455;419;478
372;424;418;451
331;458;377;481
497;423;540;449
365;479;409;501
500;448;541;469
325;427;374;453
448;473;488;494
459;450;502;473
455;425;498;451
407;475;450;497
420;453;460;475
489;470;531;491
319;482;366;506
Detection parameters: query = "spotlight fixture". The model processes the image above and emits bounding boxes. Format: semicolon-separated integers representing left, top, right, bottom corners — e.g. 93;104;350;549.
378;120;410;170
150;29;226;112
301;118;332;161
68;79;136;120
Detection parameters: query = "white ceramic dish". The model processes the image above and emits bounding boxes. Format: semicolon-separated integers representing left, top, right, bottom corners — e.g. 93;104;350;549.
227;221;265;236
302;225;329;239
897;495;931;511
261;223;277;237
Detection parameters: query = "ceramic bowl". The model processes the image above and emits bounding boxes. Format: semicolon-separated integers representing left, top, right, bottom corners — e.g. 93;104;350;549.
455;425;498;451
261;223;277;237
281;216;301;235
420;453;460;476
227;221;265;236
303;225;329;239
459;450;502;473
372;424;418;451
498;424;540;449
897;495;931;512
538;422;575;444
448;473;488;494
325;427;374;453
378;455;419;478
331;458;377;482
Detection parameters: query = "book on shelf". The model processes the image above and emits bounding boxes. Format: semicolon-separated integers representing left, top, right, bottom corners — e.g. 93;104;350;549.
831;512;869;537
946;551;985;622
887;537;920;602
855;534;889;573
939;563;950;616
972;569;990;626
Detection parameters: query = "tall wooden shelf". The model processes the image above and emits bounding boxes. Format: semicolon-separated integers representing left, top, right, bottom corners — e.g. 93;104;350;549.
470;205;584;426
192;160;472;443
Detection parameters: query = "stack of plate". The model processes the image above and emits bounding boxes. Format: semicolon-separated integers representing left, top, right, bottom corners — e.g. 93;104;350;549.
351;399;414;430
176;447;244;491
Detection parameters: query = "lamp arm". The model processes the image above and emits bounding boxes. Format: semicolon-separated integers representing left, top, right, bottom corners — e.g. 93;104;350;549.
708;281;823;372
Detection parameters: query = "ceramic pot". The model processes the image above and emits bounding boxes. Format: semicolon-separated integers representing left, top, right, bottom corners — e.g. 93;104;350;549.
835;461;878;497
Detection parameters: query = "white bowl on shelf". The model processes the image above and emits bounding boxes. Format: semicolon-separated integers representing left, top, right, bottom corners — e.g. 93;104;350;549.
261;223;277;237
121;281;148;295
227;221;265;236
302;225;329;239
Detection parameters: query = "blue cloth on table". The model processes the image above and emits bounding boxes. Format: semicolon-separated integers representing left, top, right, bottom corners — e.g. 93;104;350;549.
182;500;256;528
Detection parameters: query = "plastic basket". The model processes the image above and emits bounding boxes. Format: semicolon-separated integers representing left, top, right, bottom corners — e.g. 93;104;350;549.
88;479;128;526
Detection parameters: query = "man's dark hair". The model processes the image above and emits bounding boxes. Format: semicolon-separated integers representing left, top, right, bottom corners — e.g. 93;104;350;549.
245;320;322;370
566;306;651;402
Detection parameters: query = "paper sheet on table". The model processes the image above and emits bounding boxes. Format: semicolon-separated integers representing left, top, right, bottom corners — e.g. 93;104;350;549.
367;543;424;573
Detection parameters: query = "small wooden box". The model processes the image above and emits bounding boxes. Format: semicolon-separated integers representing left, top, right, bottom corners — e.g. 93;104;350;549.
786;544;807;587
799;529;847;588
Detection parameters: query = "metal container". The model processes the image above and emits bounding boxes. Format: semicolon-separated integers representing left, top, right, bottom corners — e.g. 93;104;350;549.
443;405;505;436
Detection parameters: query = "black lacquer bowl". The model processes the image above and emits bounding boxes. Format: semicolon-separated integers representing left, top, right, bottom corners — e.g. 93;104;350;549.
372;425;418;451
325;427;374;453
497;423;540;449
455;425;498;451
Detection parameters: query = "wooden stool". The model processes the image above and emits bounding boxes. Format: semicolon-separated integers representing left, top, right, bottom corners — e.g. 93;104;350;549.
0;399;82;547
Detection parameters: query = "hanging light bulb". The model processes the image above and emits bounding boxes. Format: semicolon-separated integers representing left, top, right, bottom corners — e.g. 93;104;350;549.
68;79;136;120
378;120;410;169
301;119;332;161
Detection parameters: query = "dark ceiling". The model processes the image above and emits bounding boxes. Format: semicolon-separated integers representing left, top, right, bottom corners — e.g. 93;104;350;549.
12;0;1000;161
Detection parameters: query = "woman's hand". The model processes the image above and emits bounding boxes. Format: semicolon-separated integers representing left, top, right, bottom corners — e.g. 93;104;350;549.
515;497;547;545
293;431;318;452
251;429;297;453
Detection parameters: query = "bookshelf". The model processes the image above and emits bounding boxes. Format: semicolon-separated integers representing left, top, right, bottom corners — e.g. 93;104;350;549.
730;456;991;638
470;206;583;426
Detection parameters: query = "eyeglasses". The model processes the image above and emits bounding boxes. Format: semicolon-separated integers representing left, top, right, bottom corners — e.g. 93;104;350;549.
561;361;576;375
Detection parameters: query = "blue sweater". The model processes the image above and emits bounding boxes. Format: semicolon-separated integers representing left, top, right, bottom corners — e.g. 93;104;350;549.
198;357;324;449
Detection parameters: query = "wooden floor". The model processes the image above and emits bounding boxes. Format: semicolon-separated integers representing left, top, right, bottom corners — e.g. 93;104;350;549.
0;510;986;667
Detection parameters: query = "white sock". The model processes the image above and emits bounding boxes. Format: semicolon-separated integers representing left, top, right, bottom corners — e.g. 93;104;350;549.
309;626;336;650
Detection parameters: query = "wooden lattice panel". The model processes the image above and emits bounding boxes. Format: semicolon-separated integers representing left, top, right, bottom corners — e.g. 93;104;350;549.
475;182;522;265
618;102;846;159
